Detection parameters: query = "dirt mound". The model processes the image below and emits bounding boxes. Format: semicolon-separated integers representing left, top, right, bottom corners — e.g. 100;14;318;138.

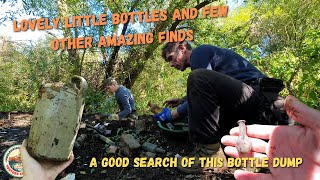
0;113;235;180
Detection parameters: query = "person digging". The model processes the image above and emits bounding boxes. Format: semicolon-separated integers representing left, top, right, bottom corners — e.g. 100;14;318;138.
101;77;138;120
153;41;290;174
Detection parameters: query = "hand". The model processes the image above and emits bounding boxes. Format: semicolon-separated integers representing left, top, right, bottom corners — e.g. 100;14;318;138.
153;108;173;123
20;140;74;180
163;98;182;108
107;114;119;120
221;95;320;180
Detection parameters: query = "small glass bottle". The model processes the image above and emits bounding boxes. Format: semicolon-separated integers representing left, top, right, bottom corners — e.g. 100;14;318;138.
236;120;252;154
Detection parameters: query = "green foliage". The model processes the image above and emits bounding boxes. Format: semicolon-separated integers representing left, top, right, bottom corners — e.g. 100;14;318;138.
0;35;120;113
0;36;72;111
190;0;320;108
132;47;190;115
84;87;118;115
249;0;320;108
81;53;121;114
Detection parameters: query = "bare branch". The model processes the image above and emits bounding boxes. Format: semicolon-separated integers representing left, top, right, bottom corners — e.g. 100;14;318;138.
169;0;217;31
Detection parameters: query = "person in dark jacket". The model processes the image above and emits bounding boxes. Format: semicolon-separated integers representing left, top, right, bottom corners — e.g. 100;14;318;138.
154;40;289;173
102;77;137;120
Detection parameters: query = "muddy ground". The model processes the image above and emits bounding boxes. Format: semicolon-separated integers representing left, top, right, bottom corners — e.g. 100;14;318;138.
0;112;237;180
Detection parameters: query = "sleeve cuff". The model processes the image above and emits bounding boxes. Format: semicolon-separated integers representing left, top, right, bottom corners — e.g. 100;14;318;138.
177;101;188;117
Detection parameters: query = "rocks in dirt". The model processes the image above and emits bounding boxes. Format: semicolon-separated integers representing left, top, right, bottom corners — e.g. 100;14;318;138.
97;134;115;145
104;130;112;136
73;141;80;148
86;124;112;137
77;134;87;143
74;134;87;148
185;174;195;179
141;142;166;154
94;115;100;120
119;134;141;157
135;119;146;133
166;152;173;157
174;154;182;158
60;173;75;180
94;123;101;128
79;122;86;129
128;114;139;120
107;145;118;154
100;170;107;174
140;151;156;158
95;124;112;136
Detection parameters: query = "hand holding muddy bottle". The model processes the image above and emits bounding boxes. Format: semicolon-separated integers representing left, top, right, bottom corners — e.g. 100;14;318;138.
27;76;87;161
7;76;87;180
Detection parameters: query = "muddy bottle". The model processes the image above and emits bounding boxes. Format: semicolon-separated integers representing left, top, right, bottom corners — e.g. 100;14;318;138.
27;76;87;161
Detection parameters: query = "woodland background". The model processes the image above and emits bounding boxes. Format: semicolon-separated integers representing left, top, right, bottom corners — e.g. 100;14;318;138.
0;0;319;115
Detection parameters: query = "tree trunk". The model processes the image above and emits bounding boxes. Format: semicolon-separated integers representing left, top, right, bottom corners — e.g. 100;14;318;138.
123;0;215;88
105;0;140;78
58;0;81;76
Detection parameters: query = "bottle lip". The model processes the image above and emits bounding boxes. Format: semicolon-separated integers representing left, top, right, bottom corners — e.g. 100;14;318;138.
237;120;246;124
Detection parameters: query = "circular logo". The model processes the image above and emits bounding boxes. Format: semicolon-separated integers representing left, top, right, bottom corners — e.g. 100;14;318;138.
3;145;23;177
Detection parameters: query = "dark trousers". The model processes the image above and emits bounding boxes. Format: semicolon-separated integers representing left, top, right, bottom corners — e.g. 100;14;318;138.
187;69;278;144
